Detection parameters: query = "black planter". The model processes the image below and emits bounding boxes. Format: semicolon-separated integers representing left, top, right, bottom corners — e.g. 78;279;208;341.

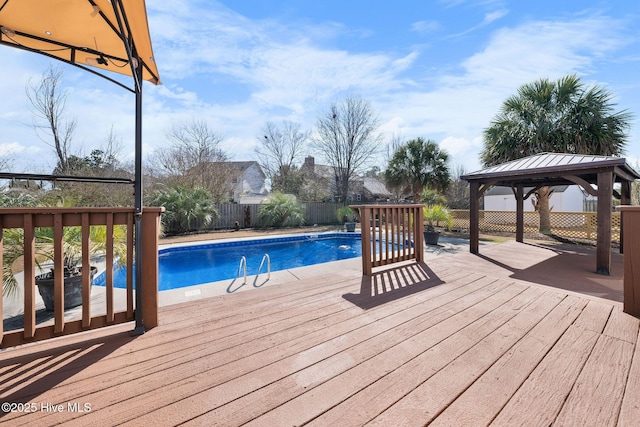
423;230;440;246
345;222;357;232
36;266;97;311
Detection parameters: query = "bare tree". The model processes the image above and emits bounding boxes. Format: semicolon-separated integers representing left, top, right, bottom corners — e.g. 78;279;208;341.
445;164;470;209
256;121;308;195
313;96;383;204
98;126;124;172
150;119;232;202
0;155;13;172
26;65;77;174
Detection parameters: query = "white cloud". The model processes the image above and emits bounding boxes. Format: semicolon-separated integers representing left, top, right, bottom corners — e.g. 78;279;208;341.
482;9;508;25
411;20;441;34
0;142;26;156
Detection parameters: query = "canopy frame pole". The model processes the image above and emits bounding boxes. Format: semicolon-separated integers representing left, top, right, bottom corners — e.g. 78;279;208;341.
111;0;145;335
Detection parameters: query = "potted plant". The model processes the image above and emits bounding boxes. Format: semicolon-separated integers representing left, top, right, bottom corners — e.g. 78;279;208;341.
423;204;453;245
337;205;357;232
35;252;97;311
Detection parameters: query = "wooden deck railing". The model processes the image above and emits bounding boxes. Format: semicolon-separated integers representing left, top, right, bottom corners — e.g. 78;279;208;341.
351;204;424;276
619;206;640;318
0;207;163;349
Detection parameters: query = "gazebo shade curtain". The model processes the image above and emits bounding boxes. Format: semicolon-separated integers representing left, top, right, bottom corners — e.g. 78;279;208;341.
0;0;160;87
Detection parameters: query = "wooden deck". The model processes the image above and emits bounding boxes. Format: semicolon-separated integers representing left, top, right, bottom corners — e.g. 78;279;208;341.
1;241;639;426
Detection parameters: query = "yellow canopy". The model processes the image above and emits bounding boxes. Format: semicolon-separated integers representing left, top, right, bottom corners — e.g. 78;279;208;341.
0;0;160;87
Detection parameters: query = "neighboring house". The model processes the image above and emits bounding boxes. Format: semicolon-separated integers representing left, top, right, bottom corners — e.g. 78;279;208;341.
300;156;335;200
225;161;268;203
484;185;593;212
300;156;392;203
353;176;393;203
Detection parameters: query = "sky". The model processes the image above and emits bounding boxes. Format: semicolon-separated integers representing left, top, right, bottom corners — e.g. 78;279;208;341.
1;0;639;179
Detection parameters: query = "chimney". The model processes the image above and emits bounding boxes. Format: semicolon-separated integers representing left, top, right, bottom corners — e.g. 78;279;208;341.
304;156;315;168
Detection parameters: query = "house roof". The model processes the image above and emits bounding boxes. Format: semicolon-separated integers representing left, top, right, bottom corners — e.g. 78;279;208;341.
224;161;266;178
0;0;161;88
362;177;392;197
462;153;640;187
301;162;334;180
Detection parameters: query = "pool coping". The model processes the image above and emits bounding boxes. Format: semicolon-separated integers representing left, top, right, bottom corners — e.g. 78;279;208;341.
158;231;361;251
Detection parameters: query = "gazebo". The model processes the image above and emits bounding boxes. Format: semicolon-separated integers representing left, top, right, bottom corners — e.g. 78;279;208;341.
462;153;640;275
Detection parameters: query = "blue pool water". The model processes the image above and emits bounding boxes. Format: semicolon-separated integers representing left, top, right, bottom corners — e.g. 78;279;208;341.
95;233;362;291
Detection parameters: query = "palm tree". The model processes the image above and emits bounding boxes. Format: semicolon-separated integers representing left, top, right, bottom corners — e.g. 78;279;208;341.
481;75;632;232
385;137;450;201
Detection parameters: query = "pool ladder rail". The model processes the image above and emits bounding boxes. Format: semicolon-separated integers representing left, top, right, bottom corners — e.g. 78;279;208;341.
237;256;247;284
235;254;271;287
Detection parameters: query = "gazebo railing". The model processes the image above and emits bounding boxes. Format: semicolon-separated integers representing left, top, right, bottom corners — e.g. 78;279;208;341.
351;204;424;276
1;207;162;349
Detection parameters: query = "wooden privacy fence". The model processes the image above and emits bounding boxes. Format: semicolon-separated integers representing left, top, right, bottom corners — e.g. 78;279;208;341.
0;207;163;349
450;210;620;242
351;204;424;276
212;202;343;229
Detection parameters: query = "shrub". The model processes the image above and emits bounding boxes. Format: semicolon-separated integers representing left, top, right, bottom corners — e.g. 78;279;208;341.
147;185;218;235
258;192;305;228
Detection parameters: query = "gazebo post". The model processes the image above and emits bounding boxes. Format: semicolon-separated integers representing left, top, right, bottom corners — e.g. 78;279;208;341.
515;185;524;243
470;181;480;254
596;171;613;275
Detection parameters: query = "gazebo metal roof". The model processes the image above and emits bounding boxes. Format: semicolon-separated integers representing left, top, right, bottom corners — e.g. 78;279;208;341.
462;153;640;187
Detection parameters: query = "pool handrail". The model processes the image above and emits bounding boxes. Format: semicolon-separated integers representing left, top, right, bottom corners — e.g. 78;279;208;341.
258;253;271;280
237;256;247;284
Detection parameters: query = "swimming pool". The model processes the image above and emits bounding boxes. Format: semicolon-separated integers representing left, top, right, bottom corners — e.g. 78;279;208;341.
95;233;362;291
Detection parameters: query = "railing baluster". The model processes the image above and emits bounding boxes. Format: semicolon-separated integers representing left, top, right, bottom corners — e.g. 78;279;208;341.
390;208;396;261
377;207;383;264
82;213;91;328
53;213;64;334
384;206;390;262
23;213;35;339
106;213;114;323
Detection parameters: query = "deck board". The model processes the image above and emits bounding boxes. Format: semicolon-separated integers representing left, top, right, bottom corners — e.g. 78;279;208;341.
1;240;638;426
